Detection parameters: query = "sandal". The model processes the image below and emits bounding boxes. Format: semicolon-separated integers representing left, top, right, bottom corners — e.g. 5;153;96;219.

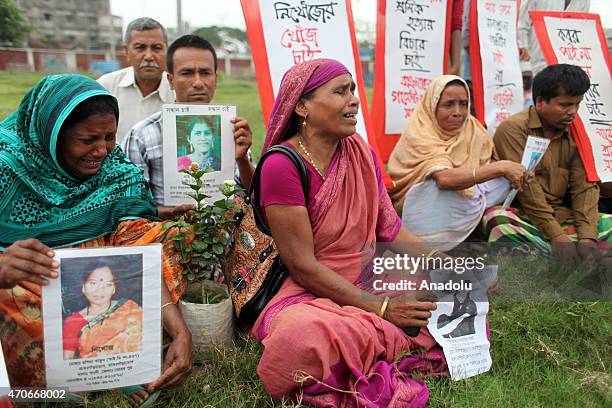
121;385;161;407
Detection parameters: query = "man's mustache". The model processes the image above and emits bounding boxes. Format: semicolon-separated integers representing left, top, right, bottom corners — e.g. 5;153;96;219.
140;61;160;69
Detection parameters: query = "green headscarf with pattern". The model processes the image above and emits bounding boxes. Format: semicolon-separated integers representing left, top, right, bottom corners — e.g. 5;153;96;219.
0;74;157;249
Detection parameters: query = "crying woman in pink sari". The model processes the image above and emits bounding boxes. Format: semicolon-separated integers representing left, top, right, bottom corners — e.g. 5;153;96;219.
254;59;449;407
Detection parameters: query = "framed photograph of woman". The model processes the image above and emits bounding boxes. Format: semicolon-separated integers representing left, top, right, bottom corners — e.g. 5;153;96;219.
42;245;162;392
162;104;236;206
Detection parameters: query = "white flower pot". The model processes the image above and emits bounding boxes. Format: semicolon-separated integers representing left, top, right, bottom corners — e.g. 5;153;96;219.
179;280;234;350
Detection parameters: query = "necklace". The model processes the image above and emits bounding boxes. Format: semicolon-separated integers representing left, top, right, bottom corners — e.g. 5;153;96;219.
297;137;326;180
87;302;112;319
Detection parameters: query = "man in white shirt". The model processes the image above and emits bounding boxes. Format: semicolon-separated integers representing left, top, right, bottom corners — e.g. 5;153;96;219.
122;35;255;220
98;18;175;143
518;0;591;77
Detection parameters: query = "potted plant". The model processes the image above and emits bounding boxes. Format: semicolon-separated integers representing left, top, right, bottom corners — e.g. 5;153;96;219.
164;163;242;350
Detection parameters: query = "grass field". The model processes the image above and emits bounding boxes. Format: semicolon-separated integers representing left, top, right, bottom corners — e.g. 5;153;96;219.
1;71;610;407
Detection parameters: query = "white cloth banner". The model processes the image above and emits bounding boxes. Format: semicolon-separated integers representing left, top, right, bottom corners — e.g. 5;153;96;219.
246;0;370;140
477;0;524;135
384;0;448;134
542;16;612;182
42;245;162;392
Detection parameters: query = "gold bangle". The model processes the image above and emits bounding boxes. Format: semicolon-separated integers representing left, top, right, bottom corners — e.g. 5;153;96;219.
472;168;477;186
426;248;441;258
378;296;390;318
162;301;175;310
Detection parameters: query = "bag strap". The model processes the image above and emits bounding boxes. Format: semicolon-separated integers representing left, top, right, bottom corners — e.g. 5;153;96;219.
249;144;310;236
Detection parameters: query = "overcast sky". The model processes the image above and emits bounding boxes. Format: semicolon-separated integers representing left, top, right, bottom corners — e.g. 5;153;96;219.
110;0;612;33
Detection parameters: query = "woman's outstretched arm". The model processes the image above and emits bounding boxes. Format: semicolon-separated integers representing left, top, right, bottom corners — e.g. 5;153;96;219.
266;205;436;328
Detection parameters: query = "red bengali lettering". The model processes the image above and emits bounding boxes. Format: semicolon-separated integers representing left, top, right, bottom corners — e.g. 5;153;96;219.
492;89;514;109
400;75;432;90
280;25;322;64
493;50;504;65
391;89;421;106
603;142;612;172
495;109;512;123
595;128;612;142
559;44;592;63
499;4;511;15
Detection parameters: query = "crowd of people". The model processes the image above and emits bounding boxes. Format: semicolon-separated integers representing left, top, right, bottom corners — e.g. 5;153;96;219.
0;8;609;407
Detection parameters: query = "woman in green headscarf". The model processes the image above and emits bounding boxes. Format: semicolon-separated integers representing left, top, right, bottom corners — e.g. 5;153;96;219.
0;75;192;405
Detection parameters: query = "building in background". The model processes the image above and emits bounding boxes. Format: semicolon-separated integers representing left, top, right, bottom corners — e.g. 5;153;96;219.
15;0;122;50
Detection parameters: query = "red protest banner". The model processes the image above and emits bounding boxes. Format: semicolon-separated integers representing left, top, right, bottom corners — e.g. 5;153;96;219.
241;0;392;185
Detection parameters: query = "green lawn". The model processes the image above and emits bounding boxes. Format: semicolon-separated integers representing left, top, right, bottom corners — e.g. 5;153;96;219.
1;71;610;407
0;71;44;120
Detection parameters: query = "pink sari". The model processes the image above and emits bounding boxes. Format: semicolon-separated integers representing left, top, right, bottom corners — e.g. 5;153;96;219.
254;131;447;406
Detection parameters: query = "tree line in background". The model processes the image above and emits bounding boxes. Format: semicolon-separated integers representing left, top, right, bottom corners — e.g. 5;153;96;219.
0;0;30;46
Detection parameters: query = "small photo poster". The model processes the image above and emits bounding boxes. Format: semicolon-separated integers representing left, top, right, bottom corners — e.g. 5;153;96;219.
162;104;236;206
427;265;497;381
42;245;162;392
502;135;550;208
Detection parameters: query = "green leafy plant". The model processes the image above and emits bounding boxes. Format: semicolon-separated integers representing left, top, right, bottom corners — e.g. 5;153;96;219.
165;163;243;286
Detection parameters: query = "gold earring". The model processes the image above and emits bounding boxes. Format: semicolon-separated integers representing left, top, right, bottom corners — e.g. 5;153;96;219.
302;116;307;127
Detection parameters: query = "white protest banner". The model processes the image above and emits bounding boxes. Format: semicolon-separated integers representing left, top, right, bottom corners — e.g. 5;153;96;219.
241;0;392;184
427;265;497;380
530;12;612;183
502;135;550;208
371;0;452;162
470;0;524;134
42;245;162;392
162;104;236;206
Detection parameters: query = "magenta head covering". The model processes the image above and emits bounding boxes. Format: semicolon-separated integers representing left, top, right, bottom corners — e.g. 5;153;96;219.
263;59;350;152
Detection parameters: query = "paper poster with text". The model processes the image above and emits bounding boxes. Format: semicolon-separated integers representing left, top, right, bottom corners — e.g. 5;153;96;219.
162;104;236;206
470;0;524;134
42;245;162;392
372;0;452;162
0;342;8;394
530;12;612;183
427;265;497;380
502;135;550;208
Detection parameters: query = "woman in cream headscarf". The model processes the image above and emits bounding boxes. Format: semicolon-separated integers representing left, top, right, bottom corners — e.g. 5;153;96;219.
388;75;530;250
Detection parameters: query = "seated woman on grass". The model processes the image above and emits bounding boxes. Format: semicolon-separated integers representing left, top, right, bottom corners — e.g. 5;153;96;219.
387;75;531;250
0;75;192;407
254;59;451;407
